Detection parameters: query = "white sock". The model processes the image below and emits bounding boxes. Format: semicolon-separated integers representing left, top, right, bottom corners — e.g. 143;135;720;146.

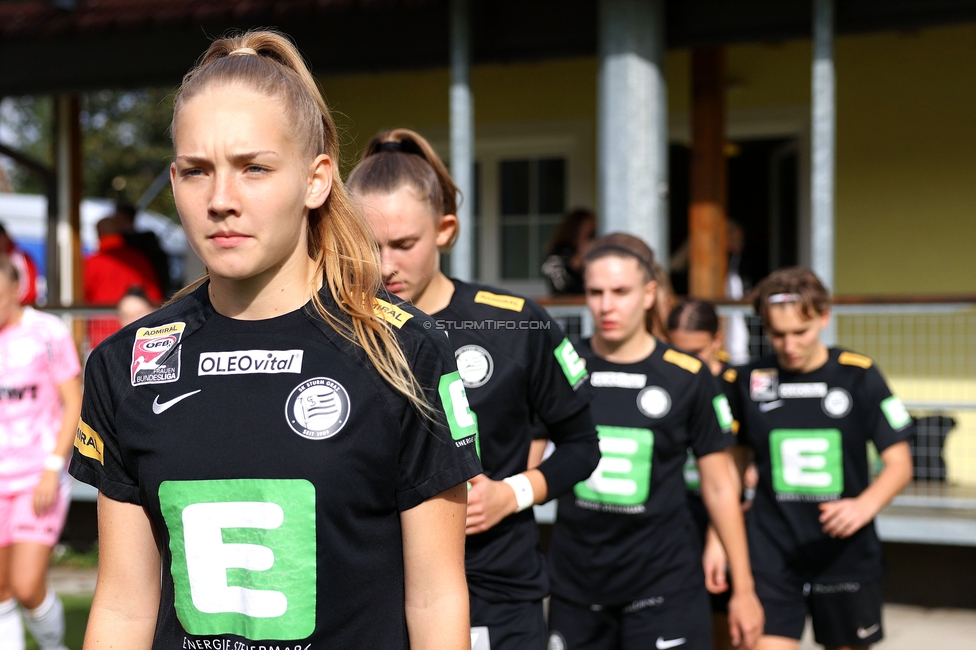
22;591;66;650
0;597;25;650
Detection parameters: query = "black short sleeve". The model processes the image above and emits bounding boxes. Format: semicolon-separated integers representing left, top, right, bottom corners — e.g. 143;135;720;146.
395;323;482;511
857;364;915;452
69;342;142;505
689;371;735;458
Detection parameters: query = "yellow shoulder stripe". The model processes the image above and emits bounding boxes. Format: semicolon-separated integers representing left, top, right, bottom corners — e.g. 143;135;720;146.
373;298;414;329
732;420;740;435
723;368;738;383
663;348;702;374
75;420;104;465
474;290;525;312
838;351;873;369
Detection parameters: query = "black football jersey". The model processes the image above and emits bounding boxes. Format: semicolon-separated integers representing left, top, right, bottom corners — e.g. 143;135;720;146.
727;348;915;582
548;340;735;605
69;283;481;649
433;280;595;603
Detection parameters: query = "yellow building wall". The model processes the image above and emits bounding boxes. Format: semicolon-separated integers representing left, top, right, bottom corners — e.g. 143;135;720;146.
319;23;976;295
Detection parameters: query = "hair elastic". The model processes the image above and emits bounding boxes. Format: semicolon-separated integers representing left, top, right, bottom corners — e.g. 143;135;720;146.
229;47;258;56
377;141;404;153
585;244;655;279
768;292;801;304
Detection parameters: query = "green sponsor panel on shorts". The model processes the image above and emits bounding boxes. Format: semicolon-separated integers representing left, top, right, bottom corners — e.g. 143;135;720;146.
574;426;653;506
713;394;734;432
769;429;844;496
438;371;480;456
880;395;912;430
159;479;316;640
554;338;588;387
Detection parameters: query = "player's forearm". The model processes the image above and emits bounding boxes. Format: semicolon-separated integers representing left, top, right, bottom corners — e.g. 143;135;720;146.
405;590;470;650
703;487;755;593
536;408;600;500
83;601;158;650
700;453;755;593
857;442;913;518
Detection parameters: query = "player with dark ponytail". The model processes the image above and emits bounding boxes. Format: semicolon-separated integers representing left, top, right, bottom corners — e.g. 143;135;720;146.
349;128;600;650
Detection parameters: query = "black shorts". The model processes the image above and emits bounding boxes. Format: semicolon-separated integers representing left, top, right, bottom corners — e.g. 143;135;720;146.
755;573;884;646
470;592;547;650
547;588;712;650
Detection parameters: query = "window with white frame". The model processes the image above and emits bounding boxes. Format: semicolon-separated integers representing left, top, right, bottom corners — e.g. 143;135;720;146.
431;121;594;295
498;157;566;279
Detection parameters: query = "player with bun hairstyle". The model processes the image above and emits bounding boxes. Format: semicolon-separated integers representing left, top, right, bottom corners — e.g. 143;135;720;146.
546;234;764;650
669;299;755;650
69;31;481;649
349;128;600;650
725;267;913;650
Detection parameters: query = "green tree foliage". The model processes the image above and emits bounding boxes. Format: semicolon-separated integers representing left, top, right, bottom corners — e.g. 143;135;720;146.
0;95;54;194
82;87;176;217
0;88;177;218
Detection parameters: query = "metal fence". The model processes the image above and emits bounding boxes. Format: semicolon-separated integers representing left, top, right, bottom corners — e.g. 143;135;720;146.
50;301;976;530
546;300;976;508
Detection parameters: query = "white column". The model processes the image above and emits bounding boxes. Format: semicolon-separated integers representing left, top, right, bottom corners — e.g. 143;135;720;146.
54;95;74;306
449;0;475;281
812;0;836;343
597;0;669;267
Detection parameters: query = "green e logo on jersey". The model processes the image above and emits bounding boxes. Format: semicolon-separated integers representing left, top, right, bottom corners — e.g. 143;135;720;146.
574;426;653;507
159;479;316;640
555;338;587;388
770;429;844;496
439;371;480;456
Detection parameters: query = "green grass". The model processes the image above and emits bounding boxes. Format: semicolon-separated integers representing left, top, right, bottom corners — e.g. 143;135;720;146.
25;594;92;650
50;543;99;569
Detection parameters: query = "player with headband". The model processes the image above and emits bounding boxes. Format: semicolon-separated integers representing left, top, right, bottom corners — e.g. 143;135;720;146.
547;233;764;650
348;128;600;650
725;267;913;650
69;31;481;649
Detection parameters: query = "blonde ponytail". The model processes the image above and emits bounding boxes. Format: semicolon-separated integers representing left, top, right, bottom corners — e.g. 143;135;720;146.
171;30;429;414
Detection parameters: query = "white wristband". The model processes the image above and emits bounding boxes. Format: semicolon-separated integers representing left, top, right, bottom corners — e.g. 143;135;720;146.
44;454;66;472
503;473;535;513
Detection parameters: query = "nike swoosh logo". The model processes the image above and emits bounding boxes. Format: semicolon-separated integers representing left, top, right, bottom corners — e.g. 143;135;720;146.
152;390;201;414
759;399;785;412
656;638;686;649
856;623;880;639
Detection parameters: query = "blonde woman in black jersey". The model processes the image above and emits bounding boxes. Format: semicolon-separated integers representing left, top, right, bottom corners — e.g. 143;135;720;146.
69;31;480;649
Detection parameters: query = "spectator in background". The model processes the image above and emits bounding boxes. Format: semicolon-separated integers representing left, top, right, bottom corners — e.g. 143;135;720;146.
84;216;162;307
115;203;171;298
0;223;39;305
84;217;162;350
542;208;596;295
115;286;156;328
0;253;82;650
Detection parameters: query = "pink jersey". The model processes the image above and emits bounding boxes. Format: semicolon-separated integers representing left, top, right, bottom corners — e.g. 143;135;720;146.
0;308;80;495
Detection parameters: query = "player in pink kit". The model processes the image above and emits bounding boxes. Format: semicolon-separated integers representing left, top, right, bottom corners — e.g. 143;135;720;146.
0;253;82;650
